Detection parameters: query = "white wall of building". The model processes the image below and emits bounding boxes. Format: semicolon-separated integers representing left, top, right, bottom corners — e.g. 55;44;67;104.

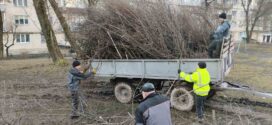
1;0;70;57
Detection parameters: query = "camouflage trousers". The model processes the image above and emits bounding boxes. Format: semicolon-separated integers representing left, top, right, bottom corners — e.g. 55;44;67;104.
70;91;79;116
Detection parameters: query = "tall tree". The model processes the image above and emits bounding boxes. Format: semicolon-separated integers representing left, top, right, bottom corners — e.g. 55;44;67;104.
241;0;272;43
0;10;3;59
48;0;84;58
33;0;64;63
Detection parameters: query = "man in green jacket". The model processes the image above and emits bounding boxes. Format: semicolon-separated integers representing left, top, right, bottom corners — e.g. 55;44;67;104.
178;62;210;123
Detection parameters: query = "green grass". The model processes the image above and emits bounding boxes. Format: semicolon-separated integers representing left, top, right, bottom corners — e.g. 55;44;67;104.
224;43;272;103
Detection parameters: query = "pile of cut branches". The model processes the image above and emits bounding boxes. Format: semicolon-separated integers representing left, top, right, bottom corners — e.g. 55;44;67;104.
78;0;216;59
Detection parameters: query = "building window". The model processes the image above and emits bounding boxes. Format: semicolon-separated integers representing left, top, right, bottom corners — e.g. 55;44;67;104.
0;0;5;4
14;15;28;25
263;34;272;43
267;36;271;43
13;0;27;7
263;35;272;43
41;34;46;43
240;32;246;41
60;0;66;7
16;34;30;43
232;0;238;4
232;11;237;17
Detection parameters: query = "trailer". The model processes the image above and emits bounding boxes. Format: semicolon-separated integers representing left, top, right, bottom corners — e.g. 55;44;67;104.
91;37;235;111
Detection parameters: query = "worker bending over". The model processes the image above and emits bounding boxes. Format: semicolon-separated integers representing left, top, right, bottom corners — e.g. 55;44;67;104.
135;83;172;125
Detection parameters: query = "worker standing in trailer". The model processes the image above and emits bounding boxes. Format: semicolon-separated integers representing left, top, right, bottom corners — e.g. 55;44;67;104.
208;12;231;58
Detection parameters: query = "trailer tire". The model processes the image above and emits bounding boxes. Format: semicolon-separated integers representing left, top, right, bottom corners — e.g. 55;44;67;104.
114;82;133;104
170;87;194;111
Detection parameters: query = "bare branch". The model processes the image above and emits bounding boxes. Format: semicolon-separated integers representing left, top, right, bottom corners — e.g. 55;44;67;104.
78;0;216;59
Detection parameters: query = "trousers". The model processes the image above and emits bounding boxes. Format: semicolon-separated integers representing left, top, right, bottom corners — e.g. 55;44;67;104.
208;40;222;58
71;91;79;115
195;95;207;119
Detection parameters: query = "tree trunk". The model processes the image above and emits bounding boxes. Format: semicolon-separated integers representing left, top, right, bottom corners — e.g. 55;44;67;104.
4;26;16;58
33;0;63;63
48;0;84;58
245;12;250;43
88;0;98;6
0;11;4;59
241;0;251;43
6;46;9;58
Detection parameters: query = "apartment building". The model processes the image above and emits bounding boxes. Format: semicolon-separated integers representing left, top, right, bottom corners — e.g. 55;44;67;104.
230;0;272;43
0;0;69;57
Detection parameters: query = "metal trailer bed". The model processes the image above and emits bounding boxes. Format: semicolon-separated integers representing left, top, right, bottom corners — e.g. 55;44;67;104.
90;38;238;111
91;58;230;83
91;36;235;81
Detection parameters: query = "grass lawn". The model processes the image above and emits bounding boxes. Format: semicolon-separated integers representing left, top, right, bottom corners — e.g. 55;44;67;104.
224;43;272;102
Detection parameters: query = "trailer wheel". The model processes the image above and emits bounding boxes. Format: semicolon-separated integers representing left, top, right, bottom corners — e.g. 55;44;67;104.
114;82;133;103
170;87;194;111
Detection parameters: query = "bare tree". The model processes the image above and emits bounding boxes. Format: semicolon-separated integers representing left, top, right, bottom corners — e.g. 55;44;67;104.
204;0;217;9
0;10;3;59
88;0;99;6
33;0;64;63
241;0;272;43
48;0;85;58
4;23;17;57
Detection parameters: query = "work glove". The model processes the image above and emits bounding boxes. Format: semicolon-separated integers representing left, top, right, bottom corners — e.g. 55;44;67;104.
92;68;97;74
178;69;181;74
180;72;185;78
89;68;96;74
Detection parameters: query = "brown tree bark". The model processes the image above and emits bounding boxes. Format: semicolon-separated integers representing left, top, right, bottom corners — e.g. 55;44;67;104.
241;0;251;43
33;0;63;63
48;0;84;58
88;0;98;6
0;11;4;59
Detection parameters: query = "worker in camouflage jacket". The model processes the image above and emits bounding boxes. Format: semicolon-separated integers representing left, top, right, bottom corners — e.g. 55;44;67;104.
208;12;231;58
67;60;96;119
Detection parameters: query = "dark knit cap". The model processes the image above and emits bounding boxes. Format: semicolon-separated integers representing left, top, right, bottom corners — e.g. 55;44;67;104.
142;83;155;92
219;12;227;19
72;60;81;67
198;62;206;69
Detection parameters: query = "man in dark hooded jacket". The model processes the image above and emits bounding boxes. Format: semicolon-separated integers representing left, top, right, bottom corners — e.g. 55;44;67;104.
67;60;96;119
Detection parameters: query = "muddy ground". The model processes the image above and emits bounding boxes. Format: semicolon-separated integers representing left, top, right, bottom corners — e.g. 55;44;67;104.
0;43;272;125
